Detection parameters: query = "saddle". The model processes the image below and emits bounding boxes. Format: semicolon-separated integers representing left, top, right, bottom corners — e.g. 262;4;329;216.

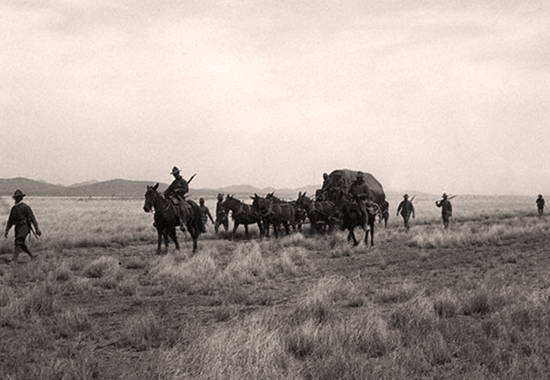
168;196;192;222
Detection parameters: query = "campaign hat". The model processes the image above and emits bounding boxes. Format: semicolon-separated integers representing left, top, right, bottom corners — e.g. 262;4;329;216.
13;189;26;199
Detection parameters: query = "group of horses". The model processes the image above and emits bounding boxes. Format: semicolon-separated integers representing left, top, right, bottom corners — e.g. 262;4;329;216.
144;183;388;254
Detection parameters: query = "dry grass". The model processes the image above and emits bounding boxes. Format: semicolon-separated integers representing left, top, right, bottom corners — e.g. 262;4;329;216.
0;195;549;379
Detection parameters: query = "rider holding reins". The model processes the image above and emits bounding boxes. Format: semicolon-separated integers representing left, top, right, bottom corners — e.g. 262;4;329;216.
164;166;190;231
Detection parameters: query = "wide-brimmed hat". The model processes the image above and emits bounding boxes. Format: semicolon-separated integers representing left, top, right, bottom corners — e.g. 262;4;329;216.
170;166;181;175
442;193;448;198
13;189;26;199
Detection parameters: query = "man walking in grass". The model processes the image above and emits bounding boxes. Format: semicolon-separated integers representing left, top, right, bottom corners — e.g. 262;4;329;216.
199;198;214;233
214;193;228;234
536;195;545;216
397;194;415;231
4;190;41;264
435;193;453;229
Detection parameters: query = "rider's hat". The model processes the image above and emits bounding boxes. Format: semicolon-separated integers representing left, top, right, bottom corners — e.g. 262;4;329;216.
403;194;409;199
12;189;26;199
170;166;181;175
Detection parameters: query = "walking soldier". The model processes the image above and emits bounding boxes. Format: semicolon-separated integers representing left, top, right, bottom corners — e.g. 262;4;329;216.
4;190;41;263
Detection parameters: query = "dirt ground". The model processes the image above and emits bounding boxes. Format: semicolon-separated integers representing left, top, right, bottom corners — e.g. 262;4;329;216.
1;219;549;379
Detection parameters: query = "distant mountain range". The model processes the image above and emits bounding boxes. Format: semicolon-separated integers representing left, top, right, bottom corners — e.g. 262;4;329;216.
0;178;321;200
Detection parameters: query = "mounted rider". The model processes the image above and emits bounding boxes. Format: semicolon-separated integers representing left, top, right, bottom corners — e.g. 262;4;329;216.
348;172;372;230
164;166;191;232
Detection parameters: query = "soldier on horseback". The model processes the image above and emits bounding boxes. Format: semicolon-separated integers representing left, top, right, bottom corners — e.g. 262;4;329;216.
348;172;371;231
164;166;190;232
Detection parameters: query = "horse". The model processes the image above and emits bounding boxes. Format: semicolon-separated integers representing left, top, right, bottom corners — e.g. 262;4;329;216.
340;198;376;247
222;195;264;239
143;183;202;254
289;199;307;232
252;193;296;238
296;191;338;234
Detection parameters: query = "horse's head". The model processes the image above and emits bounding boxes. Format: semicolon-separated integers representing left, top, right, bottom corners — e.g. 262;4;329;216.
222;194;236;212
251;194;272;217
143;183;160;212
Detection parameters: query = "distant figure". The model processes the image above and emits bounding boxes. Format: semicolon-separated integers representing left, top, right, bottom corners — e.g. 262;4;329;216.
536;195;545;216
163;166;189;231
435;193;453;229
4;190;41;264
380;199;389;228
214;193;229;233
199;198;214;233
348;172;370;230
397;194;415;231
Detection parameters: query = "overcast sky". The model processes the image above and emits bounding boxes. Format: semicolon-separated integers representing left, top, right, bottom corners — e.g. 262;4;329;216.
1;0;549;195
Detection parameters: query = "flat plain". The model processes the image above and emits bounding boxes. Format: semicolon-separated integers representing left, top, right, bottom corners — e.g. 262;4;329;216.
1;194;549;379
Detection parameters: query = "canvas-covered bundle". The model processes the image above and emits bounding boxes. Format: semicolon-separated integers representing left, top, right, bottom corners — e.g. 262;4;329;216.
322;169;386;206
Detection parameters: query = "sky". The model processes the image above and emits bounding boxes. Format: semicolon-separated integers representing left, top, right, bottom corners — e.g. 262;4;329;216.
1;0;549;196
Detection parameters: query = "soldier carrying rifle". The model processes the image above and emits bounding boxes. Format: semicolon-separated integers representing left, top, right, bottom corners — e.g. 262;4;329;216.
397;194;415;231
435;193;454;229
4;189;41;264
164;166;195;232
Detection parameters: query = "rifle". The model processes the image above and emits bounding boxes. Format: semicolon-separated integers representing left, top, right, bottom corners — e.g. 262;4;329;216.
188;173;196;184
410;195;416;203
29;224;40;241
436;195;457;203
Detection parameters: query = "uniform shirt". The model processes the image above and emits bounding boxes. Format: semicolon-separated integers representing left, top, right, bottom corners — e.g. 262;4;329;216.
436;199;452;217
216;201;227;221
348;180;370;201
397;200;415;217
163;176;189;198
200;205;214;225
5;201;39;238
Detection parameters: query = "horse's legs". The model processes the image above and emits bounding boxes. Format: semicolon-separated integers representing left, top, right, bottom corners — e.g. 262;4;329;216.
190;230;198;253
231;223;239;239
263;220;270;238
156;229;163;254
163;230;170;253
244;224;249;239
282;221;291;235
169;228;180;251
257;222;264;237
348;229;358;246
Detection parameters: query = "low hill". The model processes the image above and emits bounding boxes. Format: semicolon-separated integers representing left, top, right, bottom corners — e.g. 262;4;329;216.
0;178;321;200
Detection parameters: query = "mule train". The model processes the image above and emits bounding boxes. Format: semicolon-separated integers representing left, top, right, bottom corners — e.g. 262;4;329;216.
144;169;387;252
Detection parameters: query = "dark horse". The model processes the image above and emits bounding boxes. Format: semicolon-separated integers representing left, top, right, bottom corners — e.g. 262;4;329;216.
252;193;296;238
296;191;338;234
222;195;264;239
143;183;202;254
340;199;376;247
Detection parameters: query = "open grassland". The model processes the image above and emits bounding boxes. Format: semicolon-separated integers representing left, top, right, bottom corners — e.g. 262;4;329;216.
1;194;549;379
